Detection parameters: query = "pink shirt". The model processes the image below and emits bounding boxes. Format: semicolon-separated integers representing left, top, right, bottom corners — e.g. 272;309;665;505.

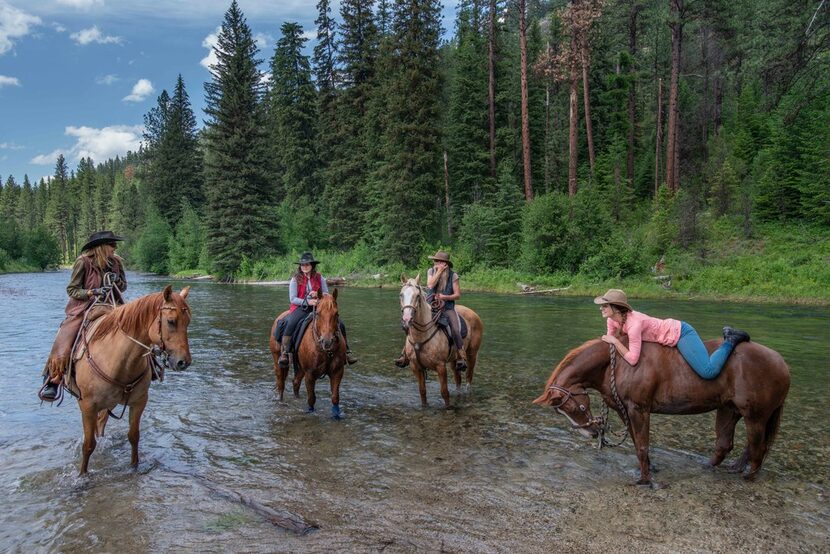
606;310;682;366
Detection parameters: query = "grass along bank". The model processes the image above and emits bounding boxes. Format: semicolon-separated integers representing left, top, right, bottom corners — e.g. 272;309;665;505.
189;222;830;306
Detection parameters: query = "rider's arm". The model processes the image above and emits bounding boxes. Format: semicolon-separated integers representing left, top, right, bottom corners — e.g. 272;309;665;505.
319;276;329;295
426;267;442;290
66;258;93;300
289;277;304;306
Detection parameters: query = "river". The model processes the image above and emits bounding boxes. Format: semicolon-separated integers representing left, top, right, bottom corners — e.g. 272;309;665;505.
0;270;827;552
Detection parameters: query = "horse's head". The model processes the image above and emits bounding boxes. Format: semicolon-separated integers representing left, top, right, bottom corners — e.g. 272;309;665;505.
533;340;609;439
314;289;341;352
149;285;193;371
399;273;426;331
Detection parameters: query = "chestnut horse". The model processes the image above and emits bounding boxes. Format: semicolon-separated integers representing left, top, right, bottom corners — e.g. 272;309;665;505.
534;338;790;485
399;275;484;408
72;285;192;474
269;290;346;418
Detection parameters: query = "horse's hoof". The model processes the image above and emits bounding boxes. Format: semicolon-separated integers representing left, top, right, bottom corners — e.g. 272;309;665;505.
633;479;652;487
742;471;759;482
306;406;315;413
331;406;342;420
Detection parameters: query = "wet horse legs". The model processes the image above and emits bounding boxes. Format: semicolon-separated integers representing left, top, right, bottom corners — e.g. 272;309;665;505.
628;408;653;485
79;404;98;475
708;407;742;467
128;399;147;468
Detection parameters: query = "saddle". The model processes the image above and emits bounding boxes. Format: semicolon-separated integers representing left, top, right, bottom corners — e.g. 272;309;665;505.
436;310;468;340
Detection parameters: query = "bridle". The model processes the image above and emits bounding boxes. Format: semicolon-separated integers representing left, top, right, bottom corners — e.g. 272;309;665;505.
310;302;341;359
400;283;451;367
546;384;603;430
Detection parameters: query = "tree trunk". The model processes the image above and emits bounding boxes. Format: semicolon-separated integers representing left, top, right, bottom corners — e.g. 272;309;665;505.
488;0;497;179
444;151;452;239
544;82;551;193
581;46;595;176
568;57;579;197
655;77;663;196
701;25;709;161
666;0;683;193
519;0;533;200
627;2;640;185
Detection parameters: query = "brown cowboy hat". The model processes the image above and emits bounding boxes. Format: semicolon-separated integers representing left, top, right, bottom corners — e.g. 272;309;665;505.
80;230;125;252
593;288;633;311
428;250;453;268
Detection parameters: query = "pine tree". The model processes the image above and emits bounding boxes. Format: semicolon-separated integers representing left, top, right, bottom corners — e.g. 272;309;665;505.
76;157;96;240
374;0;444;264
203;0;273;279
17;175;35;231
44;155;70;261
266;22;319;205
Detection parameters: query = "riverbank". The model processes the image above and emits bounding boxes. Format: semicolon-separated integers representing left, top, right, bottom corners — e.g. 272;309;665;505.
172;222;830;306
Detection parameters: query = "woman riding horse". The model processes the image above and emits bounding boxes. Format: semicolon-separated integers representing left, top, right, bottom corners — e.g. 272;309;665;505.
40;230;127;401
394;250;466;370
595;288;750;378
276;252;356;370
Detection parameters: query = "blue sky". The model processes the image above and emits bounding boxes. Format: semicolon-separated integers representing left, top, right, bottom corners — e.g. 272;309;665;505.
0;0;458;184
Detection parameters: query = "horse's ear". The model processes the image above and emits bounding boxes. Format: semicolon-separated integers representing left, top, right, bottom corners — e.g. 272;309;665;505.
180;286;191;300
163;284;172;301
332;287;338;301
414;272;421;286
400;273;408;284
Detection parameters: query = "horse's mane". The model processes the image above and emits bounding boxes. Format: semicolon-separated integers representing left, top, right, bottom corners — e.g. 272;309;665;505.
94;292;167;340
542;339;603;390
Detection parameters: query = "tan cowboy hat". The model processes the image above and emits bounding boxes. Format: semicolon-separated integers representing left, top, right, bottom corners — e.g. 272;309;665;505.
428;250;453;268
593;288;633;311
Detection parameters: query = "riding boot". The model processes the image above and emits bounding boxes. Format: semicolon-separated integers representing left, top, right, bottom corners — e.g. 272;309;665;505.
39;374;59;401
722;326;751;346
394;349;409;368
278;336;292;369
455;348;468;371
346;348;358;365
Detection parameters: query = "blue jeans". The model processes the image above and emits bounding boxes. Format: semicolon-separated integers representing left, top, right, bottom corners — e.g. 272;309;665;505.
676;322;734;380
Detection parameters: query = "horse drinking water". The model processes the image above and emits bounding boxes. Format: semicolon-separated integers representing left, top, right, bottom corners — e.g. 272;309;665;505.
269;289;347;418
534;338;789;485
399;274;483;408
70;285;192;474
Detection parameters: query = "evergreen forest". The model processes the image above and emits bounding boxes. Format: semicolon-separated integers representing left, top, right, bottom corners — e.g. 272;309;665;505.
1;0;828;301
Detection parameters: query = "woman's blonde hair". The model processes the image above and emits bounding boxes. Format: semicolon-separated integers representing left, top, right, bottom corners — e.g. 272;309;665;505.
85;243;121;272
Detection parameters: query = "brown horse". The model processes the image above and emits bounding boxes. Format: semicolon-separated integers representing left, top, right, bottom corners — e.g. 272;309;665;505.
399;275;484;408
72;285;192;474
269;290;347;418
533;338;790;485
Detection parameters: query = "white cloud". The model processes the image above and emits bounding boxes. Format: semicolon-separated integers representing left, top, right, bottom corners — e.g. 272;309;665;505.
52;22;66;33
122;78;153;102
96;73;118;85
0;2;41;55
0;141;24;149
31;124;143;166
254;32;272;51
56;0;105;8
0;74;20;87
200;26;220;70
70;25;122;45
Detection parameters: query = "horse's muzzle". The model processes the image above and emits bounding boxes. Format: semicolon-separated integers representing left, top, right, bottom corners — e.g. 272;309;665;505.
170;355;191;371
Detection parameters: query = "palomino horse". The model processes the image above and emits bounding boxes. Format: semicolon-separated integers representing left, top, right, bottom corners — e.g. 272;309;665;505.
269;290;347;418
399;274;484;408
72;285;192;474
534;338;790;485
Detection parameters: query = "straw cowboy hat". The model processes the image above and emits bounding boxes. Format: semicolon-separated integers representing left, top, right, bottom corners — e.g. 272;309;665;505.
428;250;453;268
296;252;320;266
80;230;125;252
593;288;633;311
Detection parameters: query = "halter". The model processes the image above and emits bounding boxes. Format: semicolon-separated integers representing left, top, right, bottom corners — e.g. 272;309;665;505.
401;283;453;368
546;384;603;429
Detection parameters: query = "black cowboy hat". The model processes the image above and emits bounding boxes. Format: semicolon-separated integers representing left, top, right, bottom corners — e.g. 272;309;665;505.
80;230;125;252
296;252;320;265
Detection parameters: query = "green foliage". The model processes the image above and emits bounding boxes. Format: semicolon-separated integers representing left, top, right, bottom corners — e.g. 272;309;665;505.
23;226;61;269
133;210;172;274
168;202;205;273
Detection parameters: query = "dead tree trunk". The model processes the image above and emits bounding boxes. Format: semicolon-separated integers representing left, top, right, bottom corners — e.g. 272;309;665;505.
666;0;683;193
627;1;641;185
581;46;596;175
655;77;663;196
444;151;452;238
488;0;497;179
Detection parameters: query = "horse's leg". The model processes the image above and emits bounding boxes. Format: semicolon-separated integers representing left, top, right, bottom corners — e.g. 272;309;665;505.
292;366;304;398
79;403;98;475
437;363;451;409
128;398;147;468
729;446;749;473
707;407;741;468
273;343;286;401
329;369;343;420
305;373;317;413
413;365;427;407
743;418;768;481
628;408;653;485
96;409;110;438
464;349;478;392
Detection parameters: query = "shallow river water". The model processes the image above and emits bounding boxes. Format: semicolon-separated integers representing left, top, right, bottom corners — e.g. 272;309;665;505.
0;270;827;553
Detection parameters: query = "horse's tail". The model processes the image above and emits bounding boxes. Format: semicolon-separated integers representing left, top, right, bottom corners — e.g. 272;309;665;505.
763;404;784;462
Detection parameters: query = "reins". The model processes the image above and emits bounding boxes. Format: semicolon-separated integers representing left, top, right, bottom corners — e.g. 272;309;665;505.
310;304;342;361
401;285;454;368
597;344;631;448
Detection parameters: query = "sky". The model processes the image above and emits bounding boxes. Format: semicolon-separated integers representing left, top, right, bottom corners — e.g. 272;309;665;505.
0;0;459;184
